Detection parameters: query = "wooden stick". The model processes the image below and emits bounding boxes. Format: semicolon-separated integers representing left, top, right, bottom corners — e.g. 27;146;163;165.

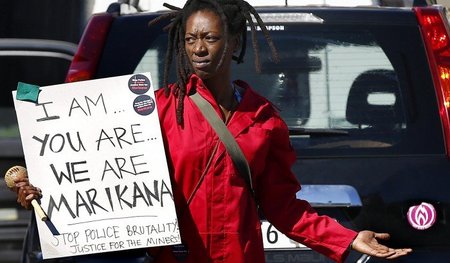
31;199;48;221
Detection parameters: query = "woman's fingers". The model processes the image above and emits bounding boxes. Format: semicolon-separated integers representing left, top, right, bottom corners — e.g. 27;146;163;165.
15;180;42;210
373;232;390;241
385;248;413;259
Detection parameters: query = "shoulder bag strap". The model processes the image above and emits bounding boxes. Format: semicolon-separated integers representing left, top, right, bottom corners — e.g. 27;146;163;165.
190;92;255;197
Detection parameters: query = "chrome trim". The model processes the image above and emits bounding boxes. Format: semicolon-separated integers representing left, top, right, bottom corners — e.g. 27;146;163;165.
0;38;77;56
357;254;371;263
296;184;362;207
0;50;74;61
257;12;324;23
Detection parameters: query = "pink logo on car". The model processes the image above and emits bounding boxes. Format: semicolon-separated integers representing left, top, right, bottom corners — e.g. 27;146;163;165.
407;202;436;230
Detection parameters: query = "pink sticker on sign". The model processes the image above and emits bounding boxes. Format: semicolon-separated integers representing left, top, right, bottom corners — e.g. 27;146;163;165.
407;202;436;230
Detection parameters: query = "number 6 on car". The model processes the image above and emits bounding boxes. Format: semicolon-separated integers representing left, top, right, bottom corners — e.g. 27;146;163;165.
261;221;307;250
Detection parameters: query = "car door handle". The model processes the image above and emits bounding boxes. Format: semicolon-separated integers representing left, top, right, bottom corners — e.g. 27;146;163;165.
296;185;362;208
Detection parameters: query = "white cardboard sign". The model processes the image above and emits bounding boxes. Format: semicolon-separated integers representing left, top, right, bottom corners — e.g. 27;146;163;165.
13;73;180;259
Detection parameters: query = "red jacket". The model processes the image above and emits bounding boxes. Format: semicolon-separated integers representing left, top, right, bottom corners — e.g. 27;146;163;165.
150;75;357;262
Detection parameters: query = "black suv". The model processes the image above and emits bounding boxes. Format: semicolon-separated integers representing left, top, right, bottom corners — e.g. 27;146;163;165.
14;1;450;263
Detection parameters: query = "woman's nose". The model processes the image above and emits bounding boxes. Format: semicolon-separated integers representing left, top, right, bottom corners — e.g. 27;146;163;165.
193;40;206;54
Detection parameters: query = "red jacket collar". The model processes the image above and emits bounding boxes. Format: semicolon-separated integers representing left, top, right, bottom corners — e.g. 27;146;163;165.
185;74;275;137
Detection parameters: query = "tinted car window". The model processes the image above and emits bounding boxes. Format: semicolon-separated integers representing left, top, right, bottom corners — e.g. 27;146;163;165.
0;52;74;157
134;22;444;157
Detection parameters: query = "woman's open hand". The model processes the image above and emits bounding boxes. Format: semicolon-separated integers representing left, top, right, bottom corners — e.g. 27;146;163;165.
352;230;412;259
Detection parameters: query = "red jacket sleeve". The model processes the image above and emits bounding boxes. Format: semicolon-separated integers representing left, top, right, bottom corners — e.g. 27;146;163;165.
256;116;357;263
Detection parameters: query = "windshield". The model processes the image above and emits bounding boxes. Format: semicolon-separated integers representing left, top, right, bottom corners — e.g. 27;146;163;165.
134;21;443;157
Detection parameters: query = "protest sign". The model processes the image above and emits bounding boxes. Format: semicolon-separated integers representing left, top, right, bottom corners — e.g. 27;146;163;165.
12;73;180;259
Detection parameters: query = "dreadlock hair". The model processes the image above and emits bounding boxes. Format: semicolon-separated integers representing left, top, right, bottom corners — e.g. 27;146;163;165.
149;0;279;125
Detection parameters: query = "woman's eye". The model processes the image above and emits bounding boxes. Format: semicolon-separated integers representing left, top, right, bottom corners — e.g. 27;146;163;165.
185;37;195;44
206;36;219;42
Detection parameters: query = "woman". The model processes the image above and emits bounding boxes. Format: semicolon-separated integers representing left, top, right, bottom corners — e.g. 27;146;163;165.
16;0;412;262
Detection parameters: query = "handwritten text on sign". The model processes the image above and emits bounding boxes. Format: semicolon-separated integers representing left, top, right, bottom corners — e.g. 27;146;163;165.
13;73;180;259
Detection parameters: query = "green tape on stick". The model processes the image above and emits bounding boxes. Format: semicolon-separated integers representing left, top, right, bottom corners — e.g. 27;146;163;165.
16;82;40;102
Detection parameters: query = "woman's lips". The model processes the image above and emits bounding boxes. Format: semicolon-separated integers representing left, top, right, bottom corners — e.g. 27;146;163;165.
192;60;211;69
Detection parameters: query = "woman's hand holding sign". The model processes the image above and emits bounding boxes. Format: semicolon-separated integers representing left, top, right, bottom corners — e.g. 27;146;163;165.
5;165;47;220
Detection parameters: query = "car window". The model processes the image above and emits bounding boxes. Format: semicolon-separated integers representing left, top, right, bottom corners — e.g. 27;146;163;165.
134;36;171;89
133;22;444;157
0;41;75;157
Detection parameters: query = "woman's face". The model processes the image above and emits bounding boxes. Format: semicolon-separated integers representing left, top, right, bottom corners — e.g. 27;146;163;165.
184;10;236;81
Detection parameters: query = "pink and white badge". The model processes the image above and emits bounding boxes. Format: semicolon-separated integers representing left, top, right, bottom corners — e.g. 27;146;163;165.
407;202;436;230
